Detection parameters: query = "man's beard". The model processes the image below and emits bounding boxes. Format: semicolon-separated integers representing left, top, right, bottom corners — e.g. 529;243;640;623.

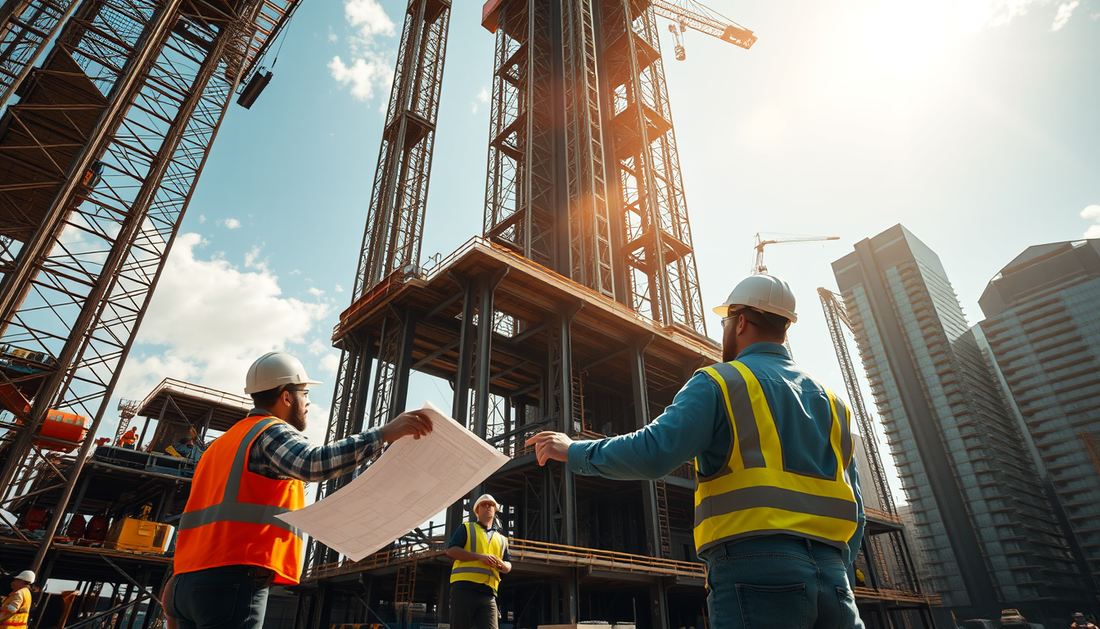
722;330;740;363
287;395;307;432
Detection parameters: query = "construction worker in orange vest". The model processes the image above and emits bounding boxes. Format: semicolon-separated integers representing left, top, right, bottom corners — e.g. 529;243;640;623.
164;352;433;629
0;570;34;629
117;427;138;449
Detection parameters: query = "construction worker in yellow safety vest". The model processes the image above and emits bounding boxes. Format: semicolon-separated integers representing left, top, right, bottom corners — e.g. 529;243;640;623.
527;275;866;629
0;570;34;629
446;494;511;629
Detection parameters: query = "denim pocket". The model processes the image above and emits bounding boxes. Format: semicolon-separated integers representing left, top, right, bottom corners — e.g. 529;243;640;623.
189;583;241;627
735;582;807;629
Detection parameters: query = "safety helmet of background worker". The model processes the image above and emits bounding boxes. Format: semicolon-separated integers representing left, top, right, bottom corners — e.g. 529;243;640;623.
473;494;501;511
244;352;322;395
712;274;798;327
13;570;34;584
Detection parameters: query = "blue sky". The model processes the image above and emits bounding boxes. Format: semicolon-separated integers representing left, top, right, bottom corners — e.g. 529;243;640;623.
114;0;1099;460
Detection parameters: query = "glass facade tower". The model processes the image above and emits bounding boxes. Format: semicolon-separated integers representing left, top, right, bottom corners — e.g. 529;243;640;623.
978;239;1100;588
832;225;1088;619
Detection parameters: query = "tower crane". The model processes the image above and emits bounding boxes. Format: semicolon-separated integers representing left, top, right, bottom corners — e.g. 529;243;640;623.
653;0;757;61
482;0;756;62
752;233;840;275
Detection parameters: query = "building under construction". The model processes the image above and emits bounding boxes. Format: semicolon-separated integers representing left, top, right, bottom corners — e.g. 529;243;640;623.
290;1;939;628
0;0;938;627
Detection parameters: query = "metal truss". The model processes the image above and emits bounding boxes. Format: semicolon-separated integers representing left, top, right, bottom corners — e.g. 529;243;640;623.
601;0;706;334
307;0;452;571
0;0;80;108
562;0;614;297
0;0;290;572
483;0;556;268
819;288;922;593
353;0;450;297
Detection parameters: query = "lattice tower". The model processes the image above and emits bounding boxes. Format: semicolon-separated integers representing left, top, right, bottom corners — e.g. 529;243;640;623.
483;0;707;335
304;0;451;573
0;0;299;571
819;287;922;592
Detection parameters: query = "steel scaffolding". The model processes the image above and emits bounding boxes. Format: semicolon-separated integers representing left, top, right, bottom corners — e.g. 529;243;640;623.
0;0;302;582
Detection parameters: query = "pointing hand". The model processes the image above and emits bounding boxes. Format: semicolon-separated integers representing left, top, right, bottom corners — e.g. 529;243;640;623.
524;431;573;466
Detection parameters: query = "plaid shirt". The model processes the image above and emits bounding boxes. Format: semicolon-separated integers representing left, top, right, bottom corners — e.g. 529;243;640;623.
245;409;383;482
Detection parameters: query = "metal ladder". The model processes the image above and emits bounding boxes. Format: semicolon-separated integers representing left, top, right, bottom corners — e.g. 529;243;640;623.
655;479;672;559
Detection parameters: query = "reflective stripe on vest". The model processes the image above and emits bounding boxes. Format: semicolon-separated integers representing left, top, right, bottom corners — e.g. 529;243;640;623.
450;522;505;592
175;415;305;584
0;588;30;629
694;361;858;555
179;418;301;537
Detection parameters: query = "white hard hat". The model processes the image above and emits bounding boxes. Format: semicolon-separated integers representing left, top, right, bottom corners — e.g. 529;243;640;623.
713;275;798;324
244;352;321;395
14;570;34;583
473;494;500;510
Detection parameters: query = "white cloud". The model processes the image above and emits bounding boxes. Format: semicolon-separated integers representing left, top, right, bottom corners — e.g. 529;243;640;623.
472;87;490;114
329;0;396;104
1082;205;1100;238
335;284;344;293
308;287;325;298
345;0;395;38
1052;1;1079;29
244;245;269;272
119;233;331;401
198;215;206;224
224;218;241;229
319;353;341;378
330;55;391;102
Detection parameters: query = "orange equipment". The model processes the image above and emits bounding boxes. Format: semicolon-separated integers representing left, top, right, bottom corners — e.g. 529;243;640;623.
35;410;90;453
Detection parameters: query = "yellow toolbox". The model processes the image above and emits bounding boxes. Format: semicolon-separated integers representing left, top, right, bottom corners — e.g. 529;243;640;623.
105;517;173;553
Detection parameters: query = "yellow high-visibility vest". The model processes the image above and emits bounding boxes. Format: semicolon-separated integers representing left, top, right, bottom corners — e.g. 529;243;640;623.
694;361;858;555
0;587;31;629
450;522;506;593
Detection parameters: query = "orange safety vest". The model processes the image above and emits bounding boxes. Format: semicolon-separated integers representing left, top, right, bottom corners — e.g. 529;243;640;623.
174;415;305;584
0;587;31;629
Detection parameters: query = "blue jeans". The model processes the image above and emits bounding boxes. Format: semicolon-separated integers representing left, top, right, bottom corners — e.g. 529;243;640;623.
164;566;274;629
701;536;864;629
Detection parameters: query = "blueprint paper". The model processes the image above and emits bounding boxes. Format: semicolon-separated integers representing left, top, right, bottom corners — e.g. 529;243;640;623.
277;400;510;561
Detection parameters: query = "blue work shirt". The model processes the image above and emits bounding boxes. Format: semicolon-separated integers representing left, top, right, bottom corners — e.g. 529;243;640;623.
567;342;865;564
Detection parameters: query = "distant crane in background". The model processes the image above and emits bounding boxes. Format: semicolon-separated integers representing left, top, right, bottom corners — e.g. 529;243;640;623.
752;233;840;275
654;0;758;60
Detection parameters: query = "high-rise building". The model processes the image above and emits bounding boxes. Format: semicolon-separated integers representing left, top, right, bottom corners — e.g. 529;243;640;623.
978;239;1100;588
832;224;1088;619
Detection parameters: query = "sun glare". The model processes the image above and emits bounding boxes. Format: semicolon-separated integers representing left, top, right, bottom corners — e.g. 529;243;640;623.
859;1;954;75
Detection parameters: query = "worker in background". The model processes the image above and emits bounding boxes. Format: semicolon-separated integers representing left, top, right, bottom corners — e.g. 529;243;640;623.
166;428;205;461
0;570;34;629
164;352;433;629
117;427;137;449
445;494;512;629
1072;613;1099;629
527;275;866;629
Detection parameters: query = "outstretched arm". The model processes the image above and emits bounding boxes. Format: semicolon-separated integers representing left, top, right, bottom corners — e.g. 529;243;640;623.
526;374;721;481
